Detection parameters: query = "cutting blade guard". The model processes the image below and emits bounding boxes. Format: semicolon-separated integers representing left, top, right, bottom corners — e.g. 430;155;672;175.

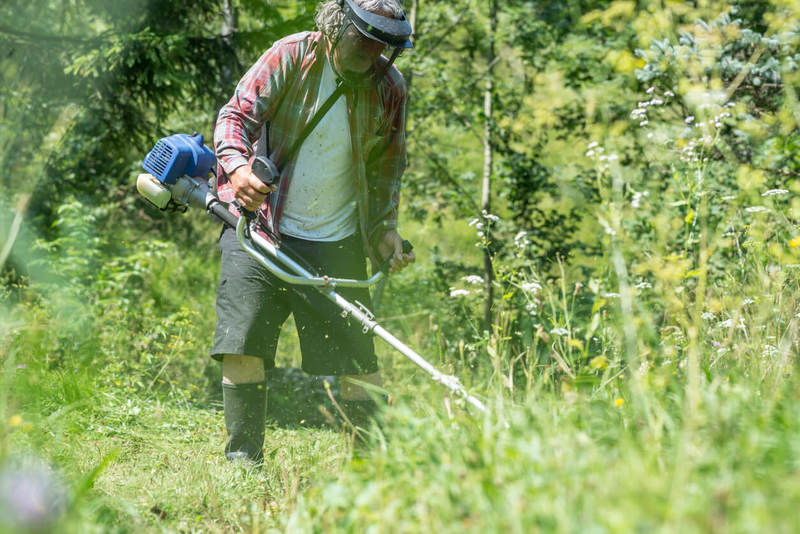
142;133;216;185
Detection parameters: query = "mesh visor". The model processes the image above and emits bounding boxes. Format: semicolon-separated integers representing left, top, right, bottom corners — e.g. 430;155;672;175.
340;0;413;49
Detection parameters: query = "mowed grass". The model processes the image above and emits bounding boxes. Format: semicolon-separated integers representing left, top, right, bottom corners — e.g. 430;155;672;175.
3;367;350;532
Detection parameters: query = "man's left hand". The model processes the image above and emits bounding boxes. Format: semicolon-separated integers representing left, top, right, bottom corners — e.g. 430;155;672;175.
378;230;415;273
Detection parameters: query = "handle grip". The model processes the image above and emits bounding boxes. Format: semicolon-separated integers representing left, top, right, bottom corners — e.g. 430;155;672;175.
240;156;279;220
378;240;414;274
252;156;279;187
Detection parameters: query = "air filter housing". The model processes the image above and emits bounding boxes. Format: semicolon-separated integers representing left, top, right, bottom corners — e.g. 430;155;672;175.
142;133;216;185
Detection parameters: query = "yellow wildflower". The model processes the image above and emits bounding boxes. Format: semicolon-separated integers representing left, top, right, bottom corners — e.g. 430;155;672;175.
614;397;625;407
9;414;23;427
590;355;608;370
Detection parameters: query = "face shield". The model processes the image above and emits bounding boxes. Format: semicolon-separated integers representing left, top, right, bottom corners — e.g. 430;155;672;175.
332;0;413;85
338;0;413;49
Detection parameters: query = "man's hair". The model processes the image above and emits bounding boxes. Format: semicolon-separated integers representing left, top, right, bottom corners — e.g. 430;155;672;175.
315;0;405;40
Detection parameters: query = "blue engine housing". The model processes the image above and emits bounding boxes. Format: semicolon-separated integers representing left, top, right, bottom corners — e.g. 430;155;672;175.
142;133;216;185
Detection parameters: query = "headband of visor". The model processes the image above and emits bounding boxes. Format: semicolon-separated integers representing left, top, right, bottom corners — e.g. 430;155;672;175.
337;0;413;49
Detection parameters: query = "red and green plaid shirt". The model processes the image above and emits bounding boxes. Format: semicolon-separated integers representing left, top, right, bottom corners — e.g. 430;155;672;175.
214;31;408;266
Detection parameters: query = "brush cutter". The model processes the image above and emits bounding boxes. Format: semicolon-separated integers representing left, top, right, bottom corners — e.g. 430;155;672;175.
136;133;491;418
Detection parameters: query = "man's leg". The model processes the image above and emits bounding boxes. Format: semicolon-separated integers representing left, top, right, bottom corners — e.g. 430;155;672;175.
223;354;266;385
221;354;267;463
340;372;386;430
282;234;383;430
213;227;289;464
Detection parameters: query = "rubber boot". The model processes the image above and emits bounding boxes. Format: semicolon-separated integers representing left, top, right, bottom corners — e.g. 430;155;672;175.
341;399;380;431
342;395;390;431
222;381;267;464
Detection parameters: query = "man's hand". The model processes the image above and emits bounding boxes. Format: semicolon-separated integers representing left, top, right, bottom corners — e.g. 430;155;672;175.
377;230;415;273
230;164;278;212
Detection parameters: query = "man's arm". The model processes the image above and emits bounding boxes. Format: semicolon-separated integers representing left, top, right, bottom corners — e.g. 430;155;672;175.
213;35;307;209
371;71;414;271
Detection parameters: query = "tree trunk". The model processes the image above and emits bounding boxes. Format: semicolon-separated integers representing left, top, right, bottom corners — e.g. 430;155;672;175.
221;0;237;84
212;0;238;134
481;0;497;331
406;0;418;89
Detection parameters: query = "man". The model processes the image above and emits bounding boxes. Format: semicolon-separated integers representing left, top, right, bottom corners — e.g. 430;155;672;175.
211;0;415;462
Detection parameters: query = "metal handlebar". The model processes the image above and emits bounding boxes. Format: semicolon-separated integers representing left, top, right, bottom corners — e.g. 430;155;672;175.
235;217;387;288
234;216;494;420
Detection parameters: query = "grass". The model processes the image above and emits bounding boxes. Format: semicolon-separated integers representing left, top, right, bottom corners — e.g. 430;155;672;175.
3;367;350;532
2;184;800;533
4;335;800;533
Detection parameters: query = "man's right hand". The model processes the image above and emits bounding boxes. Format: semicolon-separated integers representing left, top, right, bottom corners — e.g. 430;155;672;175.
230;164;278;212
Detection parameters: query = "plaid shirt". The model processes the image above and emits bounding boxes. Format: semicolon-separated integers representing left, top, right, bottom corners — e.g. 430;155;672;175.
214;31;408;266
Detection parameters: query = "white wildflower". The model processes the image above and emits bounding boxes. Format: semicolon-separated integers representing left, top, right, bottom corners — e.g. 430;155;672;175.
745;206;769;213
514;231;530;248
762;189;789;197
463;275;483;285
717;319;733;328
550;327;569;336
646;87;655;94
520;282;542;294
664;90;675;97
762;345;779;357
449;289;471;298
586;150;595;157
639;120;649;126
685;116;695;124
603;292;620;298
587;141;599;149
701;312;715;320
631;190;649;208
598;218;616;236
742;298;754;306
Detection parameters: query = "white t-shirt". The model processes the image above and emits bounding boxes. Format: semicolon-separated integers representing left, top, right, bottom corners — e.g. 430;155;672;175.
278;60;358;241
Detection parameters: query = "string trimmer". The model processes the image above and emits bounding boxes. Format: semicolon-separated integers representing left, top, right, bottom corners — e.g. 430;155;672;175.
136;132;491;418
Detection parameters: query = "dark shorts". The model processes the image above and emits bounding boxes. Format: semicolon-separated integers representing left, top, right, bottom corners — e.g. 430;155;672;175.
211;227;378;376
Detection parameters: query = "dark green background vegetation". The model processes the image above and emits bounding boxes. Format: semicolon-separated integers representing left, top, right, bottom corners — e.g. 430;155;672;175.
2;0;800;532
